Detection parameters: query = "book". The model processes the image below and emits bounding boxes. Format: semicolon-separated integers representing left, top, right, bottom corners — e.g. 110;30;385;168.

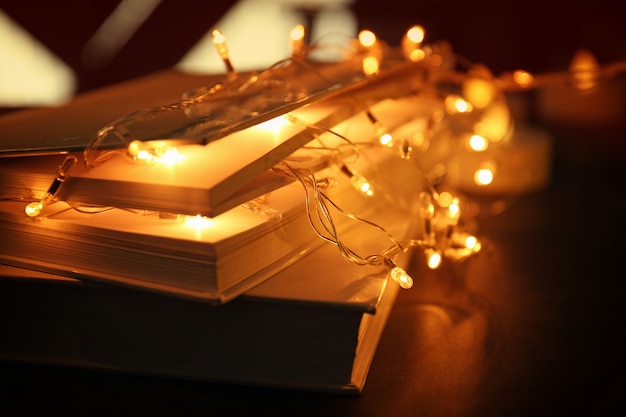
0;56;428;217
0;223;411;395
0;62;429;303
0;138;424;303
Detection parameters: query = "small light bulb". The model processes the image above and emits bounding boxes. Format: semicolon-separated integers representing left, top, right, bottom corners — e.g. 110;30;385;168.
379;132;393;146
127;140;183;166
513;70;534;88
465;235;481;252
463;73;497;109
406;25;425;44
358;30;377;48
25;201;43;217
468;134;488;151
474;168;494;185
402;25;425;62
211;29;237;80
447;198;460;221
24;155;77;217
362;55;380;76
426;250;442;269
341;165;374;197
352;175;374;196
385;258;413;289
184;214;214;231
290;24;306;56
445;95;473;114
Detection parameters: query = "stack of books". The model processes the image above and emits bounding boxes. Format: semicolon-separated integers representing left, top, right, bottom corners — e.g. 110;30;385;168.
0;56;429;394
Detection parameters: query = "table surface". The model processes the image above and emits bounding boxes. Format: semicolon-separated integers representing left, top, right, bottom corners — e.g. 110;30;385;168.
1;77;624;417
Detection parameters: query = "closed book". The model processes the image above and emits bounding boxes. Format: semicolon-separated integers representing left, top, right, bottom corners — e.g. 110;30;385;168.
0;226;410;394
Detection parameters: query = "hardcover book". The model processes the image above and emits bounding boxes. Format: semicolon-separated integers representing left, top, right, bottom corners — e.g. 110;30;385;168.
0;224;411;394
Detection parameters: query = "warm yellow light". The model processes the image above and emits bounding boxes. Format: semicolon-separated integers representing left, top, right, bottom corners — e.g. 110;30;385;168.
474;168;494;185
379;132;393;146
211;29;228;59
184;214;214;231
290;24;306;56
390;265;413;289
290;24;305;42
447;198;460;221
437;191;454;208
402;25;425;62
158;147;182;166
362;55;380;76
463;77;497;109
473;101;511;144
426;250;442;269
409;49;426;62
127;140;184;166
570;49;599;91
468;134;488;151
358;30;377;48
257;114;292;134
406;25;425;44
25;201;43;217
513;70;533;88
445;95;473;114
354;177;374;196
465;235;481;252
342;165;375;197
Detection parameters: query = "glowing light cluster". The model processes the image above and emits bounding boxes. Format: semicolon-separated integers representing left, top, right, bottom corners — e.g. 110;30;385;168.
127;140;184;166
22;21;618;290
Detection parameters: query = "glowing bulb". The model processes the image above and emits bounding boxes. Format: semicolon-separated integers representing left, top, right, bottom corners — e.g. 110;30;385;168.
513;70;533;88
25;201;43;217
184;214;214;231
390;266;413;289
426;250;442;269
468;134;488;151
406;25;425;44
353;176;374;196
211;29;236;80
290;24;306;56
463;77;497;109
445;95;473;114
211;30;228;58
358;30;377;48
447;198;460;222
437;191;454;208
465;235;481;252
474;168;494;185
379;132;393;146
385;258;413;289
570;49;599;91
341;165;374;197
24;155;77;217
362;55;380;76
158;147;182;166
402;25;425;62
127;140;183;166
257;114;291;134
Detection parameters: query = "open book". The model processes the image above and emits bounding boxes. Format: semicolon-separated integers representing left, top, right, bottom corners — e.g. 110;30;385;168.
0;137;424;303
0;220;411;394
0;56;428;217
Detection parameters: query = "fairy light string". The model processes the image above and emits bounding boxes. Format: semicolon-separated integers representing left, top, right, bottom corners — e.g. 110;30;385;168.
16;24;626;289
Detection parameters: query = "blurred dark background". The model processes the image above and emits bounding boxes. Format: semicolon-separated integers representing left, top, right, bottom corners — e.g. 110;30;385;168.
1;0;625;95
